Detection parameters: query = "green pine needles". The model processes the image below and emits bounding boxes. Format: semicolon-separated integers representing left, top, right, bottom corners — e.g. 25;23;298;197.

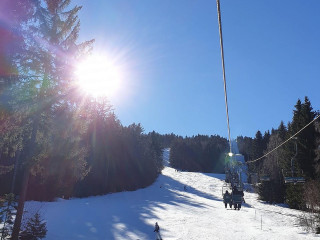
20;213;47;240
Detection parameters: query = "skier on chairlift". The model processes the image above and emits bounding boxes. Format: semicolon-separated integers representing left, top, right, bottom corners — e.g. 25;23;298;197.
232;186;244;210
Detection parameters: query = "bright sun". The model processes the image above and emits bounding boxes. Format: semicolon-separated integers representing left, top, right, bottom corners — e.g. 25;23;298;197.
75;54;122;98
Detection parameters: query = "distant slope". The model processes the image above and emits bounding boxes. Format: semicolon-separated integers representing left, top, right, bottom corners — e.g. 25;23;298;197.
24;149;317;239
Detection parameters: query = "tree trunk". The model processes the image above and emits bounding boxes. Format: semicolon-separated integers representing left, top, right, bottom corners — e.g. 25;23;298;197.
10;150;21;194
11;168;30;240
11;116;38;240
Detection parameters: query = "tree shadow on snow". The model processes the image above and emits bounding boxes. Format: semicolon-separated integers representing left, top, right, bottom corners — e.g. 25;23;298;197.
41;173;222;240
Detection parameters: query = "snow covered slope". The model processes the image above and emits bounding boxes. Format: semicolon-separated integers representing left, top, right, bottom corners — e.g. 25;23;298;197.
25;149;318;239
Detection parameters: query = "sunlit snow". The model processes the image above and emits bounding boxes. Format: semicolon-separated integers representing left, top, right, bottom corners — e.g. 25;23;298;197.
24;149;318;239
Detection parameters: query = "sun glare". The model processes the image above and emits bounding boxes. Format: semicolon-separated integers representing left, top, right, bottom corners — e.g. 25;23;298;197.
75;54;122;98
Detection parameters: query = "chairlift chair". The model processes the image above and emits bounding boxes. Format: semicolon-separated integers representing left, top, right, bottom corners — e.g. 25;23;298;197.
282;169;305;184
284;176;305;184
221;183;232;196
282;139;305;184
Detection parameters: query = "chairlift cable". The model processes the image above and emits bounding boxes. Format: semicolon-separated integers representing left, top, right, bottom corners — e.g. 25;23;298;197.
216;0;232;153
247;114;320;164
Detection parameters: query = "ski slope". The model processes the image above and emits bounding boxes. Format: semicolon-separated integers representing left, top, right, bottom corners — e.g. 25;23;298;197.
24;149;318;239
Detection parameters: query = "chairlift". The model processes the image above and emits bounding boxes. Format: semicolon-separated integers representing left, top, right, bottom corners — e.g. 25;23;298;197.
282;139;305;184
221;183;232;196
283;169;305;184
223;153;244;209
222;182;243;210
284;176;305;184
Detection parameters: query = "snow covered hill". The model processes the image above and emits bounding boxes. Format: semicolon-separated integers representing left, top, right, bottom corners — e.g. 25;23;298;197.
24;149;318;239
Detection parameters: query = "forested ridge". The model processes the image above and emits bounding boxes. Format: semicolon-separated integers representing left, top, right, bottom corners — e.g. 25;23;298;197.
170;135;228;173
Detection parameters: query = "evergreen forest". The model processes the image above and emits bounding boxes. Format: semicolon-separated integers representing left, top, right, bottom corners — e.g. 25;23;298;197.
238;97;320;214
170;135;228;173
0;0;164;201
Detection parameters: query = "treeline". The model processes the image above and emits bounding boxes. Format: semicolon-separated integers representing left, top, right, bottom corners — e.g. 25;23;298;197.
74;124;164;198
238;97;320;232
145;131;182;148
0;0;163;203
170;135;228;173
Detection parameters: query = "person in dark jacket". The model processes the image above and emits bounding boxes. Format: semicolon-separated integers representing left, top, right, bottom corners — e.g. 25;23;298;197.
223;190;231;208
154;222;162;240
232;186;238;194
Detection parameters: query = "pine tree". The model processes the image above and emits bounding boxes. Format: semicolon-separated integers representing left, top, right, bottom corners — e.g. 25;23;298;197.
19;213;47;240
0;193;16;240
284;97;318;209
149;131;164;173
236;136;254;164
315;115;320;178
0;0;33;81
249;131;264;176
0;0;35;198
289;97;317;179
285;184;304;209
278;121;287;141
262;131;270;150
8;0;93;238
258;180;273;203
299;97;317;178
252;131;264;159
258;126;287;203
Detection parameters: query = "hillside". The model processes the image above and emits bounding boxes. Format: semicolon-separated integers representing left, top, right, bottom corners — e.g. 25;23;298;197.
23;149;318;239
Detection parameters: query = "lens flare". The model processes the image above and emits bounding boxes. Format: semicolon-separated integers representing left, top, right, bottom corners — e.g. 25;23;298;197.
75;54;122;98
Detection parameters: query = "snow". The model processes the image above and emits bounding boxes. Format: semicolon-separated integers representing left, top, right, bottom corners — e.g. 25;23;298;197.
23;148;319;239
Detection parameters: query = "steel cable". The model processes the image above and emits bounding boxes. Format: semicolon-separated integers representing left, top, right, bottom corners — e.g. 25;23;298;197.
247;114;320;164
216;0;232;153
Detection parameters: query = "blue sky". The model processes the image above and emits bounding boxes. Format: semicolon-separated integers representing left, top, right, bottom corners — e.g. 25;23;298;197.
74;0;320;138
